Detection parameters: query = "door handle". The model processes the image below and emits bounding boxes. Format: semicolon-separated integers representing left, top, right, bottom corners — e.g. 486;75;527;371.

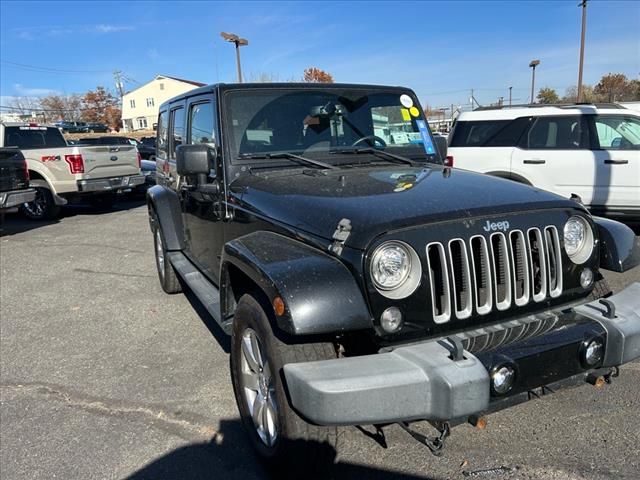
604;159;629;165
523;159;546;164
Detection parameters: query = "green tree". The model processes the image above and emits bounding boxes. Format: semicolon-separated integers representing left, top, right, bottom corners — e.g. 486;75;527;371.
536;87;560;104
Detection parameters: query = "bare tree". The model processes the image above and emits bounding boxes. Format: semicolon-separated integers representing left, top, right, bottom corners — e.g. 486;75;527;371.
5;96;41;116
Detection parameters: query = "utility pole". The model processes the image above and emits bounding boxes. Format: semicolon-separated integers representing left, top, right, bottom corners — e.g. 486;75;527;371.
529;59;540;104
509;86;513;106
113;71;124;98
577;0;588;102
220;32;249;83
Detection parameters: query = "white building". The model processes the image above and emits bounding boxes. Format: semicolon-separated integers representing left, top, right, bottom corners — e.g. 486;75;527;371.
121;75;205;132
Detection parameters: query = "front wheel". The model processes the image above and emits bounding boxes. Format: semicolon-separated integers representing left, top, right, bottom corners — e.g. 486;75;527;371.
230;294;339;474
21;186;60;220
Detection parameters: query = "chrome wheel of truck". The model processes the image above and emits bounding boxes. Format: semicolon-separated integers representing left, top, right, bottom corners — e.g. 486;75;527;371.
240;328;279;447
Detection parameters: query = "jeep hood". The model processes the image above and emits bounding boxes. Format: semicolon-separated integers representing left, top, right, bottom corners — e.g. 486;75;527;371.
229;165;578;250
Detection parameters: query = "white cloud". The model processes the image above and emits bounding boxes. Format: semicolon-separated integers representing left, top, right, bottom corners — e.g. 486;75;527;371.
92;24;135;34
13;84;60;97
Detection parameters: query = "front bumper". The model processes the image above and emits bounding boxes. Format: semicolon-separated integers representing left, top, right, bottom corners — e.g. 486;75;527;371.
284;282;640;426
0;188;36;209
77;175;145;193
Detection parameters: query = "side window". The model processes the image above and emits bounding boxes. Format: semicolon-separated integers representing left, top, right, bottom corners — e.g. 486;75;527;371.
169;107;185;159
485;117;532;147
521;116;588;150
157;110;168;158
449;120;510;147
594;115;640;150
188;102;215;144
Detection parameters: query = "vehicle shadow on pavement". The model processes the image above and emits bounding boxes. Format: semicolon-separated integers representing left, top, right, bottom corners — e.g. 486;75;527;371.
0;198;146;237
125;419;437;480
183;289;231;353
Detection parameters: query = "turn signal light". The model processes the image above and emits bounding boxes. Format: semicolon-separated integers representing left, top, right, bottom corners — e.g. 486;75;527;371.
64;154;84;174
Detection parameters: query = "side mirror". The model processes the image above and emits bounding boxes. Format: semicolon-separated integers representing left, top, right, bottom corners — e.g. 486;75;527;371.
176;143;217;176
433;135;448;162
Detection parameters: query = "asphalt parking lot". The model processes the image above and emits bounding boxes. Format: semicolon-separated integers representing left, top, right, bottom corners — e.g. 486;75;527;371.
1;201;639;480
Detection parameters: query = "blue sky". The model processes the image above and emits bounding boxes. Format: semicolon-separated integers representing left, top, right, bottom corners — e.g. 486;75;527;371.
1;0;638;109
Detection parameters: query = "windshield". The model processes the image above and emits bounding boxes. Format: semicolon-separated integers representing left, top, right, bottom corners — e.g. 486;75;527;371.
225;89;439;163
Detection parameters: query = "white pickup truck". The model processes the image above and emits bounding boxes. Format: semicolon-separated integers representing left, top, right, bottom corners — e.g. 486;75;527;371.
0;122;144;219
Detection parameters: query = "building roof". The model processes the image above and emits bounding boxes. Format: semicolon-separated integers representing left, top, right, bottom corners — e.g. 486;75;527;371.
123;74;206;96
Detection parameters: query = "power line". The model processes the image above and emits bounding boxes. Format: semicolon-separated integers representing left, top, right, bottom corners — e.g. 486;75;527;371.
1;60;113;74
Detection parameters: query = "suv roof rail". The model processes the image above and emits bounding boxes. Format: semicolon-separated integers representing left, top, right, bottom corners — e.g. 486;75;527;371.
473;102;627;111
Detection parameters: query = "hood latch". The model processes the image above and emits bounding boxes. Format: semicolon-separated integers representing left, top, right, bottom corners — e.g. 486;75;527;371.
329;218;352;256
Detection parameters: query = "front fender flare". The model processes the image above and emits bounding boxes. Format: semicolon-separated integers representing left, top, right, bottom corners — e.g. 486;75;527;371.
222;231;372;335
146;185;185;251
593;216;640;272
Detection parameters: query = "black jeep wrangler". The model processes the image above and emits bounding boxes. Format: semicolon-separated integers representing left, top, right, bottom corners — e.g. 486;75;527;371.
147;83;640;470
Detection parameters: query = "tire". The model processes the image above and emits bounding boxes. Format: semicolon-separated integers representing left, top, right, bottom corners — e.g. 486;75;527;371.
152;220;182;294
20;185;61;220
587;275;612;301
230;294;339;475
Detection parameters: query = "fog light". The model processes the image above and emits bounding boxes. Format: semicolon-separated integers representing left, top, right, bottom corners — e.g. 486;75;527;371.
580;268;594;289
380;307;403;333
491;365;515;395
582;338;604;367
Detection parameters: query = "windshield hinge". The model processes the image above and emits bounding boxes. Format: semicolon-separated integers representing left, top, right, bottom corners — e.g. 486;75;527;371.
329;218;352;256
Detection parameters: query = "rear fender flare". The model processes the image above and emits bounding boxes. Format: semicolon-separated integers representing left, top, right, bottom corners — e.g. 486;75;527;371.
221;231;372;336
146;185;185;251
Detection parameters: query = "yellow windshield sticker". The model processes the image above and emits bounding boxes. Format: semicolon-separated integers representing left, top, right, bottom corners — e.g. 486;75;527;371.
409;106;420;117
400;108;411;121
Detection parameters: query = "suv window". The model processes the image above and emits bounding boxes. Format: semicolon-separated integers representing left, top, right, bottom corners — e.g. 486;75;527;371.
594;115;640;150
449;120;510;147
169;107;185;158
157;110;168;158
4;126;67;149
188;102;215;144
520;115;588;150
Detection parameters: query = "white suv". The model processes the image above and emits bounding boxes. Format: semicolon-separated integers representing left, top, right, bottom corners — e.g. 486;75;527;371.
447;104;640;219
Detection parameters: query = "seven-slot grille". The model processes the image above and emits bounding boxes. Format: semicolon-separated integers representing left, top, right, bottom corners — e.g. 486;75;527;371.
426;227;563;323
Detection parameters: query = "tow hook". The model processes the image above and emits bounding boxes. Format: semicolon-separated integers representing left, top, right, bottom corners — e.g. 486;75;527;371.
398;421;450;456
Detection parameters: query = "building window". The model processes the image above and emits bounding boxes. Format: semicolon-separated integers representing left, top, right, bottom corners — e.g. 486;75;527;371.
159;83;164;90
146;97;155;107
137;117;148;129
130;99;136;108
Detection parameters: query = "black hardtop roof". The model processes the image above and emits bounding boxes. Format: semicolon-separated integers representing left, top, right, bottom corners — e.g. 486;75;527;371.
159;82;412;110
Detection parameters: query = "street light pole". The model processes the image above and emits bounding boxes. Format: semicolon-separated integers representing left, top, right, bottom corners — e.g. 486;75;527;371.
529;59;540;104
220;32;249;83
577;0;588;102
509;86;513;106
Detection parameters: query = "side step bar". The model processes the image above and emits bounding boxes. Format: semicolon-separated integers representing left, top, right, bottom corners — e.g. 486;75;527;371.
167;251;232;334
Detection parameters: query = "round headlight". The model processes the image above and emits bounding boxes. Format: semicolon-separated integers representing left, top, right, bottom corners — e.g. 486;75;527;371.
563;216;594;264
370;242;411;290
370;241;421;299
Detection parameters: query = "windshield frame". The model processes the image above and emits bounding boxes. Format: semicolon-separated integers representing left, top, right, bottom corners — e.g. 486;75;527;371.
220;85;441;173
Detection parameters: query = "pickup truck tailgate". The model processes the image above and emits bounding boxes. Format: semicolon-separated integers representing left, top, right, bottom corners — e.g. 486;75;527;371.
78;145;139;178
0;147;29;192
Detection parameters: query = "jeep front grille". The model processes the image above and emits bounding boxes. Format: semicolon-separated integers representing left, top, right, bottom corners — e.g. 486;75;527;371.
425;227;563;323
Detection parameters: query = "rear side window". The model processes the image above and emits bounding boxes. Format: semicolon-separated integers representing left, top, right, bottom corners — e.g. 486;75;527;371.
169;107;185;158
449;120;510;147
521;116;588;150
594;115;640;150
156;110;168;157
4;126;67;149
188;102;215;144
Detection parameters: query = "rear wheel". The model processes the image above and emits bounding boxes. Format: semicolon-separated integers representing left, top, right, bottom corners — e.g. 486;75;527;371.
152;220;182;294
21;185;60;220
230;294;339;474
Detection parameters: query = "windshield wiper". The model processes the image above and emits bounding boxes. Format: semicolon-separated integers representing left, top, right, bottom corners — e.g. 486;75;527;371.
331;147;416;166
238;152;337;170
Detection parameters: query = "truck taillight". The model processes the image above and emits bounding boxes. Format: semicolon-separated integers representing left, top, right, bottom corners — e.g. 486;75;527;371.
444;155;454;167
65;154;85;174
137;151;142;169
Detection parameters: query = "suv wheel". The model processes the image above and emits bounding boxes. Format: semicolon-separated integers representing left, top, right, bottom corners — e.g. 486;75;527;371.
230;294;339;474
152;221;182;294
21;185;60;220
